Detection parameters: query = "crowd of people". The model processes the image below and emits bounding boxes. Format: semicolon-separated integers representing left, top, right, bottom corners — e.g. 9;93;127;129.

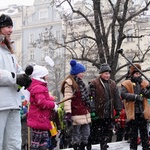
0;13;150;150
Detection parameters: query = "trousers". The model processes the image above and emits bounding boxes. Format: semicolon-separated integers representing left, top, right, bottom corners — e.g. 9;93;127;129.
0;109;21;150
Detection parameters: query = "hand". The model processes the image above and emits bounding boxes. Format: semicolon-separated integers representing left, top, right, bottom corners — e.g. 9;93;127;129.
141;88;150;97
65;112;71;121
114;111;120;119
65;113;72;127
135;94;143;101
17;74;32;89
53;103;58;112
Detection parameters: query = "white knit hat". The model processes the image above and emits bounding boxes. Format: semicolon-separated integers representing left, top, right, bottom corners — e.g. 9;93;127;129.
31;65;48;78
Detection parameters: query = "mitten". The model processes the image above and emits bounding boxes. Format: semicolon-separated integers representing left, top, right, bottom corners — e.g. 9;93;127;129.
53;103;58;112
65;112;72;127
16;65;33;90
114;111;120;119
17;74;32;89
134;94;143;101
141;87;150;97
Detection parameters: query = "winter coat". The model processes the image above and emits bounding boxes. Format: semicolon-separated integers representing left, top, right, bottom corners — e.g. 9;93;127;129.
121;79;150;120
27;78;55;130
57;103;65;130
0;42;22;111
114;109;126;128
62;78;91;125
90;76;122;119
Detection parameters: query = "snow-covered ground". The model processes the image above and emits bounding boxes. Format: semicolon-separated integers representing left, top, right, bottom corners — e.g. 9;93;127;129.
62;141;142;150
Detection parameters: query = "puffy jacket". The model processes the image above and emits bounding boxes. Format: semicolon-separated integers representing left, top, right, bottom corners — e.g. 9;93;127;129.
27;78;55;130
0;42;22;110
62;78;91;125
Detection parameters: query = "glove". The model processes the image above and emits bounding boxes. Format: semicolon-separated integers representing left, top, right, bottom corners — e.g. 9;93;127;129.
53;103;58;112
65;113;72;127
114;111;120;119
17;74;32;89
141;88;150;97
90;112;99;120
135;94;143;101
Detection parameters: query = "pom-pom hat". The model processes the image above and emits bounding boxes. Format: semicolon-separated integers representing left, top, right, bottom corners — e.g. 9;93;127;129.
31;65;48;78
0;14;13;28
129;64;141;75
70;60;86;75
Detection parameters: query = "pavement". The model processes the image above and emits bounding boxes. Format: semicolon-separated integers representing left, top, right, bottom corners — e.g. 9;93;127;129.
60;141;143;150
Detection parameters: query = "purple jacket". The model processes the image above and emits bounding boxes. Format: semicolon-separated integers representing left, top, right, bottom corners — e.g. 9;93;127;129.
27;78;55;130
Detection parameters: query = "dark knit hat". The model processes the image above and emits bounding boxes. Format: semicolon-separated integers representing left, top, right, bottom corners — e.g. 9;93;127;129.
0;14;13;28
70;60;86;75
129;64;141;75
99;63;111;74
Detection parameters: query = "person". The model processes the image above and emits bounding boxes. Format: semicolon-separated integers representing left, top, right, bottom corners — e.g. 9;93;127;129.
0;14;32;150
121;64;150;150
60;59;91;150
88;63;122;150
27;65;58;150
114;107;129;141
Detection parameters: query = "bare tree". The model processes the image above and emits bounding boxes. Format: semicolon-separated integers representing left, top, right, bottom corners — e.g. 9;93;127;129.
36;0;150;83
32;27;66;101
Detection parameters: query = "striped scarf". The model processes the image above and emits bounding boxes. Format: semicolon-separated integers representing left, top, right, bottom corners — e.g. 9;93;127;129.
74;76;90;106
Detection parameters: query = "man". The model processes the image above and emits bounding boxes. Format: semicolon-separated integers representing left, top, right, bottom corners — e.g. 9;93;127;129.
121;64;150;150
88;63;122;150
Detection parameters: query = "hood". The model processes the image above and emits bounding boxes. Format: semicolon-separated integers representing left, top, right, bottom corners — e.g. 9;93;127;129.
27;78;47;92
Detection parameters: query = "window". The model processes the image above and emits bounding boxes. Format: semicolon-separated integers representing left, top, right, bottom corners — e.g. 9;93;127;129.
56;48;63;57
126;34;134;42
39;9;48;20
30;49;35;60
42;49;49;59
56;31;61;40
29;34;34;44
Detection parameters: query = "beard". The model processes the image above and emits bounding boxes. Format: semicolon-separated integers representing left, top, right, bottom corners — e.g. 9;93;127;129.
131;76;142;84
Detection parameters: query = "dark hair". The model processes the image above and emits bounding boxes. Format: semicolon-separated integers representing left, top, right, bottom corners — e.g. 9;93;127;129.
3;37;14;54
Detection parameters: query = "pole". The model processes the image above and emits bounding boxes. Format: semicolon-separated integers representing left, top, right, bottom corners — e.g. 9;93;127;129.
27;103;30;150
57;96;74;105
117;49;150;82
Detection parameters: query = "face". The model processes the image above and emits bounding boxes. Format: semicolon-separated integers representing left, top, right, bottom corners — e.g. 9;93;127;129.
100;72;110;80
133;72;141;77
43;75;49;81
76;72;85;79
0;26;13;39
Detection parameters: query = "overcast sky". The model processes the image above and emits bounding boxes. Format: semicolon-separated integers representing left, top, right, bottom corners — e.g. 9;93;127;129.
0;0;34;8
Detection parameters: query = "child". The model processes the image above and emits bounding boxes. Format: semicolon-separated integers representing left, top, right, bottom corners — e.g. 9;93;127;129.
60;60;91;150
114;108;129;141
27;65;57;150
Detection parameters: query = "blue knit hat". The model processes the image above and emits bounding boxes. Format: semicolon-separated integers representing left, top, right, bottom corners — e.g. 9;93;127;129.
70;60;86;75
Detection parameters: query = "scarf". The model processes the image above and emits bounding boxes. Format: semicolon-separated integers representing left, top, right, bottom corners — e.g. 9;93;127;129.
74;76;90;106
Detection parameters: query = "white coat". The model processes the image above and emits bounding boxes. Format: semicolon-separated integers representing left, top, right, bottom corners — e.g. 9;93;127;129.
0;42;22;111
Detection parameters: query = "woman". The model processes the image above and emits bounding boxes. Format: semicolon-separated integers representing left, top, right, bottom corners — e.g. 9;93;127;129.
61;59;91;150
0;14;31;150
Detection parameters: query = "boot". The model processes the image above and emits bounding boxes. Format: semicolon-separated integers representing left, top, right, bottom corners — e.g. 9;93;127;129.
100;136;109;150
86;143;92;150
80;142;86;150
100;143;109;150
73;144;80;150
